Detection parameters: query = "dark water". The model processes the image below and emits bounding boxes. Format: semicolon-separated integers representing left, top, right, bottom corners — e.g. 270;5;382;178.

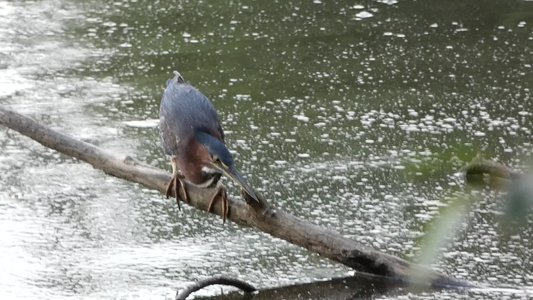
0;0;532;299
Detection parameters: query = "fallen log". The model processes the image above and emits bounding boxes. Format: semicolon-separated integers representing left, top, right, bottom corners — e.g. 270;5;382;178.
0;107;471;289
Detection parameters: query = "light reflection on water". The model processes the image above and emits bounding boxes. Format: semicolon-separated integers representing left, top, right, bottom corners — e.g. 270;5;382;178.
0;0;532;299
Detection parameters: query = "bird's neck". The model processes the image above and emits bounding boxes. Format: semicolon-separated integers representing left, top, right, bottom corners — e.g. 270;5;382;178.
176;137;220;186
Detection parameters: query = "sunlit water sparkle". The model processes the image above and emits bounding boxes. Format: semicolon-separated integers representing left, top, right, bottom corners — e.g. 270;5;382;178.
0;0;532;299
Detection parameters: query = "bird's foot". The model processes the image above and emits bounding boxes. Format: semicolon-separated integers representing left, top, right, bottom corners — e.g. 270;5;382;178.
165;173;189;210
207;186;229;223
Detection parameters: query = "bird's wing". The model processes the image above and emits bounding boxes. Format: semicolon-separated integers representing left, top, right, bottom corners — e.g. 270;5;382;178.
159;114;179;156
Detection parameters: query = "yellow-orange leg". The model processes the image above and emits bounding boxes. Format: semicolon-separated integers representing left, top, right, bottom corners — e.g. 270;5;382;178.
207;186;229;222
165;157;189;210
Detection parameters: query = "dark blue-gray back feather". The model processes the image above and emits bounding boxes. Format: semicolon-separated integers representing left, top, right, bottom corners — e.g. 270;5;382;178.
159;74;224;156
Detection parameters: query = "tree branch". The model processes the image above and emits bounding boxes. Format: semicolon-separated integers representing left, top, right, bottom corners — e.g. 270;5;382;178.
0;107;472;288
464;158;521;189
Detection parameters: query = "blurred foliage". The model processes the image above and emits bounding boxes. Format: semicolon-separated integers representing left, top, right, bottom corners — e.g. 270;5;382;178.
412;157;533;286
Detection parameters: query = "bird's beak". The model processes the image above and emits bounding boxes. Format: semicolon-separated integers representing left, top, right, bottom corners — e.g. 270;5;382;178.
209;162;260;203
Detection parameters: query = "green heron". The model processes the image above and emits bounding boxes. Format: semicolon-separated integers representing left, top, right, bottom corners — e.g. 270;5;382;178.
159;71;260;221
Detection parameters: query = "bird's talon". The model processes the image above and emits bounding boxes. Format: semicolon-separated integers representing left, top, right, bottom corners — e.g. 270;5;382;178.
207;190;218;213
208;187;229;223
165;179;173;199
173;174;182;210
165;174;189;211
222;189;228;222
178;178;189;203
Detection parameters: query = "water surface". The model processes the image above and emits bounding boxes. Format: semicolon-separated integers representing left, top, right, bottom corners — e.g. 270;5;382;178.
0;0;532;299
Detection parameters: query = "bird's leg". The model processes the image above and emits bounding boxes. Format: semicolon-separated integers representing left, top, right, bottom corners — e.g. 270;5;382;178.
207;186;229;223
165;157;189;210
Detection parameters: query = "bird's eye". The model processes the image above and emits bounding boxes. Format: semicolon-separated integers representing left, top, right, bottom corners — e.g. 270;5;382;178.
212;155;228;167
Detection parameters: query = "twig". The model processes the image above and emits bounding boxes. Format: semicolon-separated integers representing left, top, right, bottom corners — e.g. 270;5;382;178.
464;158;521;188
175;276;256;300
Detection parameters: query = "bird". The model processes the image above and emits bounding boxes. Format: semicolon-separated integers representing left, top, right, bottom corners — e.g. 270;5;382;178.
159;71;260;221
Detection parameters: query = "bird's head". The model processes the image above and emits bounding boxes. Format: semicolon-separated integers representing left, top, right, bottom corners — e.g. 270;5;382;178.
195;131;260;203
